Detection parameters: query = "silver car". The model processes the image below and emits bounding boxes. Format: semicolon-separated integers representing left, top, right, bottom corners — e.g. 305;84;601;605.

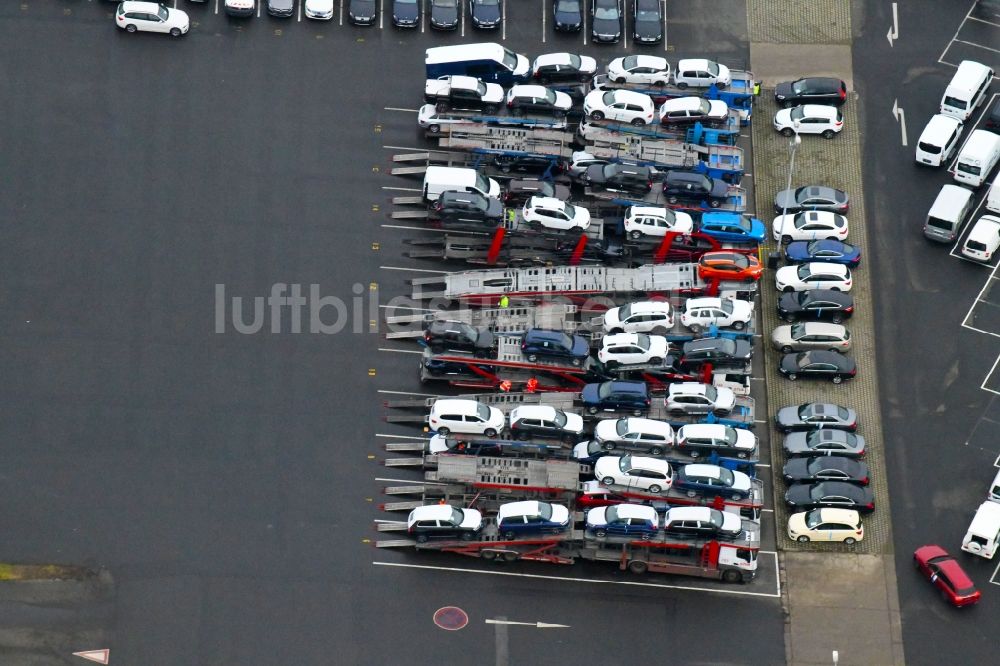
770;322;851;354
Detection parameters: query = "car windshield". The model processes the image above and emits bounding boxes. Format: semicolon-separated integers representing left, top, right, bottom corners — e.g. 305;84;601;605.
721;299;733;314
587;440;602;455
594;4;618;19
696;99;711;114
618;454;632;472
717;468;734;486
556;0;579;11
536;502;553;520
542;89;557;104
622;55;639;69
791;80;810;94
734;217;752;231
635;333;651;350
432;0;453;6
501;49;519;71
598;382;614;398
618;303;632;320
615;418;629;436
476;403;491;421
601;91;618;106
451;508;465;525
724;428;737;445
636;7;658;20
790;107;805;121
475;81;488;96
703;385;718;401
605;506;621;522
566;54;581;69
836;407;850;419
708;511;723;528
796;264;814;279
790;323;806;339
957;162;981;176
706;61;720;76
474;0;499;4
804;509;823;529
729;254;749;268
917;141;942;155
556;332;574;348
552;410;567;427
157;5;169;19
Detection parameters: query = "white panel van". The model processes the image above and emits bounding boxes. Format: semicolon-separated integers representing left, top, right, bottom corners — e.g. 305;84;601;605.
923;184;974;243
987;173;1000;214
422;166;501;202
961;500;1000;559
915;114;963;167
940;60;995;120
953;130;1000;187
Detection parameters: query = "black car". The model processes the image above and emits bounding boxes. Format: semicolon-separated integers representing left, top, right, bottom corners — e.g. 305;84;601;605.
494;154;560;176
777;289;854;323
469;0;502;28
553;0;584;31
591;0;622;42
266;0;294;17
663;171;730;208
782;456;870;485
773;185;850;214
581;381;650;415
429;0;460;29
348;0;377;24
584;164;654;195
779;350;856;383
503;179;570;205
986;97;1000;133
632;0;663;44
677;338;752;370
774;403;858;433
508;406;585;443
532;53;597;85
424;320;496;356
434;191;504;228
774;77;847;108
392;0;420;27
421;349;493;379
784;482;874;514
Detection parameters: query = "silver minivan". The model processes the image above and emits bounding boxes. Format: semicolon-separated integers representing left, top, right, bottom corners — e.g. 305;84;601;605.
923;184;974;243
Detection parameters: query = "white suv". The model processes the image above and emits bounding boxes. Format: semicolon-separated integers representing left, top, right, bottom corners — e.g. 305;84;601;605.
774;105;844;138
598;333;670;368
583;89;656;126
428;399;506;437
679;297;753;333
624;206;694;239
522;197;591;231
606;55;672;86
665;382;736;415
116;2;189;35
674;59;731;89
603;301;674;334
593;417;674;455
593;455;673;494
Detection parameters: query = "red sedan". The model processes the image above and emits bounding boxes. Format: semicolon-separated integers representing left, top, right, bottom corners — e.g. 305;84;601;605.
913;544;981;607
697;251;764;282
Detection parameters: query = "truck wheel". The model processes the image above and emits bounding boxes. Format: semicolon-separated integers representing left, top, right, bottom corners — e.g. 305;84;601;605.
722;570;742;583
526;354;538;362
481;550;498;560
503;531;517;540
427;124;441;134
628;560;648;574
502;552;518;562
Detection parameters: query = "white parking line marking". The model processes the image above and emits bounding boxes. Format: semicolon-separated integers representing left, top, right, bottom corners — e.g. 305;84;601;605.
380;0;384;28
541;0;546;42
990;557;1000;585
753;419;768;424
258;1;262;17
662;0;668;52
372;558;782;598
383;107;421;113
379;347;424;354
953;39;1000;55
939;0;978;64
622;7;627;49
460;0;465;37
380;265;451;273
968;15;1000;28
501;0;506;40
582;8;587;45
421;0;426;32
298;0;302;20
994;452;1000;467
981;355;1000;396
339;0;344;25
961;260;1000;331
382;186;422;192
755;463;771;468
216;0;220;15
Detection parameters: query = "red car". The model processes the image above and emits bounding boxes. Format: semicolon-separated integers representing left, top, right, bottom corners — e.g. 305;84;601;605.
697;251;763;282
913;544;981;607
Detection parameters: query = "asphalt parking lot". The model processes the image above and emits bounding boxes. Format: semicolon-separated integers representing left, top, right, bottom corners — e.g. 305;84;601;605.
0;1;788;664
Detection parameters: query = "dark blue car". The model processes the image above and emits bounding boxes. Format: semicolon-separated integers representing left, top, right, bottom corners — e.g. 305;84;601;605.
698;212;767;244
674;463;753;501
553;0;584;31
392;0;420;27
585;503;659;538
496;501;571;539
521;328;590;366
784;239;861;268
469;0;502;28
581;381;650;415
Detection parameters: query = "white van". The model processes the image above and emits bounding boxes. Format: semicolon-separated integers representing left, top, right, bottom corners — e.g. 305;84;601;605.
961;215;1000;261
988;468;1000;503
954;130;1000;187
923;184;975;243
987;173;1000;214
940;60;995;120
961;500;1000;559
422;166;501;202
915;114;964;167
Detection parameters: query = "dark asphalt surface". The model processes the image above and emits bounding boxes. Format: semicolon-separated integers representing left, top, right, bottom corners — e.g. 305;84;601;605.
0;1;785;664
856;0;1000;663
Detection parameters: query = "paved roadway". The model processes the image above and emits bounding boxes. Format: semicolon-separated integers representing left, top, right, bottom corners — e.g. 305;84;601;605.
856;0;1000;663
0;1;786;664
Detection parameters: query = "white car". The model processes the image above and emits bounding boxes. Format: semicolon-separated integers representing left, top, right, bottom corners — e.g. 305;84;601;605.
583;89;656;126
115;2;189;36
664;382;736;415
774;105;844;138
772;211;849;244
304;0;335;19
787;508;863;544
771;322;852;353
679;297;753;333
603;301;674;334
593;417;674;455
407;504;483;542
674;58;731;88
565;151;610;179
428;398;506;436
775;262;853;293
624;206;694;239
522;196;591;231
674;423;758;459
658;97;729;124
593;455;673;494
598;333;670;368
961;215;1000;262
606;55;672;85
225;0;256;16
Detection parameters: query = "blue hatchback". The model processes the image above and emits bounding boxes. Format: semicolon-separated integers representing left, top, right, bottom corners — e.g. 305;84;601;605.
521;328;591;366
697;212;767;244
581;380;650;415
784;239;861;267
496;501;571;539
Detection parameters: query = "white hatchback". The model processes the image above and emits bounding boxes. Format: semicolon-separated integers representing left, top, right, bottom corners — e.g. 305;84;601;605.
598;333;670;368
603;301;674;334
606;55;672;85
428;399;506;437
674;58;731;88
772;211;849;244
961;215;1000;262
787;508;863;544
775;262;853;293
624;206;694;239
522;196;591;231
304;0;335;19
593;455;673;494
774;105;844;138
116;2;189;36
583;89;656;126
679;297;753;332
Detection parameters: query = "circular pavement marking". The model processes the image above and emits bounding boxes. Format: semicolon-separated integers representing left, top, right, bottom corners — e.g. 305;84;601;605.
433;606;469;631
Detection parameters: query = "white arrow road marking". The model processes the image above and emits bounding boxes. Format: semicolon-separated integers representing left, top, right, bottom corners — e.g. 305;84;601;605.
485;619;570;628
891;99;907;146
887;2;899;47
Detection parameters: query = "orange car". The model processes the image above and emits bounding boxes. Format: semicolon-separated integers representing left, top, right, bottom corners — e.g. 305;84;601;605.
697;251;763;282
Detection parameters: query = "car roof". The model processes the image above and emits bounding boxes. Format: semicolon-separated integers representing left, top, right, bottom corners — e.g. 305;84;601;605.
968;215;1000;242
798;289;853;304
678;423;728;437
935;558;976;589
525;327;568;341
815;508;860;524
511;405;558;419
683;464;723;478
607;89;655;106
510;84;550;96
627;55;668;69
670;382;710;395
677;58;714;70
799;104;839;117
664;506;712;521
624;456;671;471
410;504;457;521
527;196;567;209
497;500;545;519
684;297;723;309
661;97;704;112
603;332;647;346
684;338;734;352
701;211;743;224
618;417;672;433
534;52;574;67
628;205;670;217
801;262;849;276
610;503;658;519
602;380;648;393
431;399;483;415
793;322;846;335
620;300;672;313
123;0;163;9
